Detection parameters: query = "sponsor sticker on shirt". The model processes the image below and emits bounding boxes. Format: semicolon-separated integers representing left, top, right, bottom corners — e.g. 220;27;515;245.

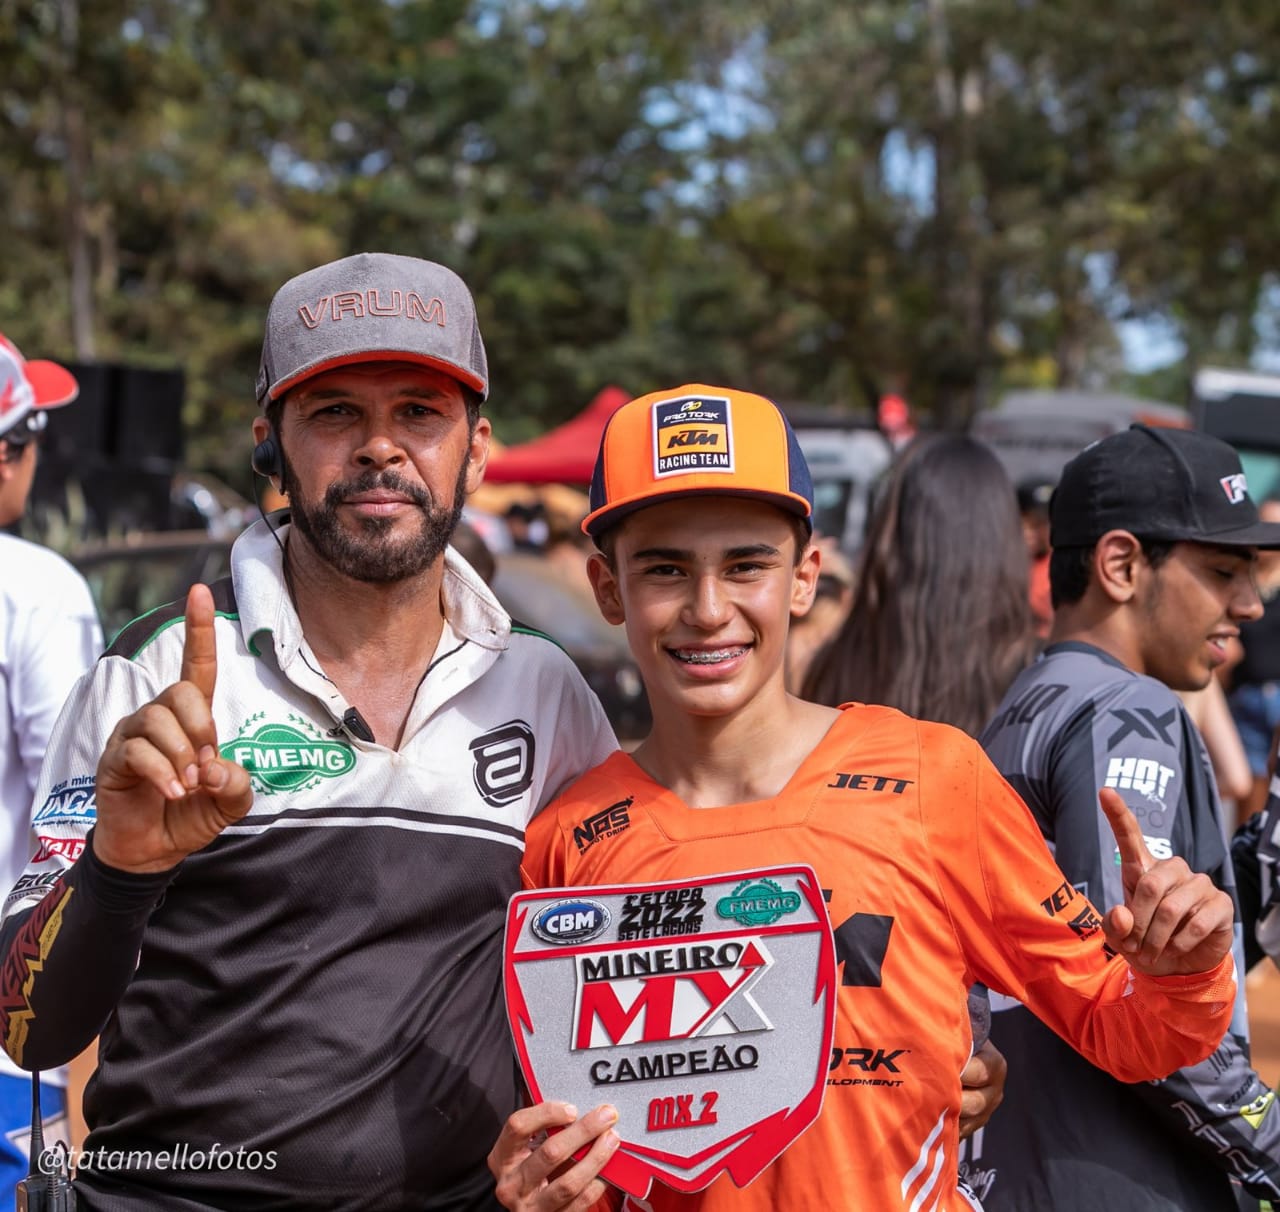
219;713;355;795
504;866;836;1198
32;776;97;827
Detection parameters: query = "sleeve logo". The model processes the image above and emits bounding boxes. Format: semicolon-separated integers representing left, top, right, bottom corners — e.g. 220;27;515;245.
32;777;96;826
469;720;536;807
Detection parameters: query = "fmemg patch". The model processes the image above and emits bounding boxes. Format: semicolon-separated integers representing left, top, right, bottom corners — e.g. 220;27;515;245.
651;394;734;477
218;712;355;796
504;866;835;1198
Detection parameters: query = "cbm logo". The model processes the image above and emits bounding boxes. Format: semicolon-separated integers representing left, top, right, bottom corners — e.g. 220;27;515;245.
532;899;611;946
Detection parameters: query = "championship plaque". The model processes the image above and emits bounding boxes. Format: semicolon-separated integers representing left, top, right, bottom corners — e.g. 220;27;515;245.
503;866;837;1197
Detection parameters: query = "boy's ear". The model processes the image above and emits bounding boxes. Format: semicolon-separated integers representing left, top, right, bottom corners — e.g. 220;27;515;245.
1093;530;1144;604
587;551;625;625
790;539;823;618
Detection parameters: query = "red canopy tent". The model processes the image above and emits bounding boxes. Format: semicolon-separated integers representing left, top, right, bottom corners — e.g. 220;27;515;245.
483;386;629;484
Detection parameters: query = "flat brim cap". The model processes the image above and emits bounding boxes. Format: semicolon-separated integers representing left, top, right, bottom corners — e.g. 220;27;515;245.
0;334;79;438
256;252;488;404
582;383;814;537
1051;423;1280;551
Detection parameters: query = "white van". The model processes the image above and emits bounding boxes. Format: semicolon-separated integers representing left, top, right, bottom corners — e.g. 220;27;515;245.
971;389;1189;488
790;418;894;554
1193;367;1280;500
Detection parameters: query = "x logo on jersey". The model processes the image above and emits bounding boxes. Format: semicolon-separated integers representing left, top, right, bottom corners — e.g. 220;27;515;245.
1106;707;1177;750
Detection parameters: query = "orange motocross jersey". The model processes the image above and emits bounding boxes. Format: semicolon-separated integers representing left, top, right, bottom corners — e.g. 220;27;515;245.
521;705;1235;1212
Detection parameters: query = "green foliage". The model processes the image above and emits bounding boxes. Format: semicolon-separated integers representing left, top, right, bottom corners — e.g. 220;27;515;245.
2;0;1279;488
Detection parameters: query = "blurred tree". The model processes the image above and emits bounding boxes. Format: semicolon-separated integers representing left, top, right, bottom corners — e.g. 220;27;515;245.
1;0;1279;496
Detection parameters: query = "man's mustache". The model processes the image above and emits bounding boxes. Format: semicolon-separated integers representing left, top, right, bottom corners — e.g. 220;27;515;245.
324;472;432;510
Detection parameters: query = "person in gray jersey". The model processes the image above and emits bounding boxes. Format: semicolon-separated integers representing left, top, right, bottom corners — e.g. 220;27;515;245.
975;424;1280;1211
0;253;617;1210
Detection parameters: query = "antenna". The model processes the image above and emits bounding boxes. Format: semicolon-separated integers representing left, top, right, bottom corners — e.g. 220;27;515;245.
15;1072;76;1211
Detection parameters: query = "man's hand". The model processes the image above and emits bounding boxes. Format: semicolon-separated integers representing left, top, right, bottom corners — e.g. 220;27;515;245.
1100;788;1235;977
958;1040;1007;1139
489;1101;619;1211
93;584;253;873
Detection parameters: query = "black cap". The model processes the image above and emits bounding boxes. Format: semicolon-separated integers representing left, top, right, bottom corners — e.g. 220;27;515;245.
1016;478;1055;515
1050;424;1280;550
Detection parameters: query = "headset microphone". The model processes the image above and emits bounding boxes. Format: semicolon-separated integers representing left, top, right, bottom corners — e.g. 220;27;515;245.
251;436;282;479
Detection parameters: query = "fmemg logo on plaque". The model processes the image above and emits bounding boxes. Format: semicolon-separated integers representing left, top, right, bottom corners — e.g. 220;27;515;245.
503;867;836;1199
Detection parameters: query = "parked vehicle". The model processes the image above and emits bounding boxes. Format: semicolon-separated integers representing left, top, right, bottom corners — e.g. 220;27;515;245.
787;411;894;555
1193;366;1280;500
490;552;650;742
72;531;235;642
971;389;1189;488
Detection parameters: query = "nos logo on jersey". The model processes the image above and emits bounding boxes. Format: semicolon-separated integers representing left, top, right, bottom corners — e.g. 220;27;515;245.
572;940;774;1049
470;720;536;807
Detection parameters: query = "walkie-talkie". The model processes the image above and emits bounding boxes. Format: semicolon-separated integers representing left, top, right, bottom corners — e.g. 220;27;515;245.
15;1072;75;1211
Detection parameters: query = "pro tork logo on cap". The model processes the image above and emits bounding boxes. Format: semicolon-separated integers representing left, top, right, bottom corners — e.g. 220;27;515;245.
652;394;735;478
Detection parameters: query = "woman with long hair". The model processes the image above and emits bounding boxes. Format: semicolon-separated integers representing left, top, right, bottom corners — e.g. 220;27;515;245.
801;432;1035;1155
803;432;1037;738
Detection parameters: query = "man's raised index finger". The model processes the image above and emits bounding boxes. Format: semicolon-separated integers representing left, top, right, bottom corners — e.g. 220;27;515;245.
1099;786;1153;874
180;583;218;703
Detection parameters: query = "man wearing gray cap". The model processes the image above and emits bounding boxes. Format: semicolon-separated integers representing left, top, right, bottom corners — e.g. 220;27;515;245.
974;424;1280;1210
0;253;617;1209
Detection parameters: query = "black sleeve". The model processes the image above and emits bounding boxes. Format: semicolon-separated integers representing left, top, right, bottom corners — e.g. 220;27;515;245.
0;829;179;1071
1233;811;1266;971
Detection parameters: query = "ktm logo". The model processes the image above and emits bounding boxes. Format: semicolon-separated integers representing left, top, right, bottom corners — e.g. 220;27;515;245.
573;941;773;1049
296;290;446;330
663;429;721;449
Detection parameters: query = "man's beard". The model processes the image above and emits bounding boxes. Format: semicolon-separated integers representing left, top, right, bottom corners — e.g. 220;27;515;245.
281;455;469;584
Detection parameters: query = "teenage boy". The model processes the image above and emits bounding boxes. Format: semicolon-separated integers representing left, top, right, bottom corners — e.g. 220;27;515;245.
488;385;1238;1212
977;425;1280;1211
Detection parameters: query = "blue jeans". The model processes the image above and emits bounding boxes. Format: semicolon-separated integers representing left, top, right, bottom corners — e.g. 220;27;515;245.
0;1071;67;1199
1229;681;1280;776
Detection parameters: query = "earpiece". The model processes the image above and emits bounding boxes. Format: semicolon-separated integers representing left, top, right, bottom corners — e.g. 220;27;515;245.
251;435;282;479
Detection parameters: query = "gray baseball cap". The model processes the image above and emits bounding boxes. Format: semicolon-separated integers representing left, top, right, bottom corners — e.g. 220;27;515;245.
256;252;489;405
